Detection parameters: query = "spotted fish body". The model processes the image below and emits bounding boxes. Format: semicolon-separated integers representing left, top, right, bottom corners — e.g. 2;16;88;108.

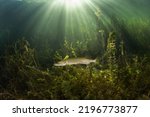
54;58;96;66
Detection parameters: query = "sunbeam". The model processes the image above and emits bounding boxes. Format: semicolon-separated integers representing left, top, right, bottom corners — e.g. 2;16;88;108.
63;0;81;7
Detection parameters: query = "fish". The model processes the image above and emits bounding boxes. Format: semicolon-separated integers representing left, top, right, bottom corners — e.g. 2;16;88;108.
54;58;96;66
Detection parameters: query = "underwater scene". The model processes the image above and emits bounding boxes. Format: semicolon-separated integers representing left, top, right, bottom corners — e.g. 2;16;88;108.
0;0;150;99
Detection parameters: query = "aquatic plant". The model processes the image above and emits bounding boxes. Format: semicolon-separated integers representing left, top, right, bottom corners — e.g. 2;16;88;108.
0;30;149;100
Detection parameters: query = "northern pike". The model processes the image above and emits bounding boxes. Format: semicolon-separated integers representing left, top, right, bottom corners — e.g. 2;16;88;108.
54;58;96;66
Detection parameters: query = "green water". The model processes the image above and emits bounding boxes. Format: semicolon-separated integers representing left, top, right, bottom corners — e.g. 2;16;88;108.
0;0;150;99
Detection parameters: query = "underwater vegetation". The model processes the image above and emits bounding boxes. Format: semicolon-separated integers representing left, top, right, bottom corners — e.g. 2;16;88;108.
0;0;150;100
0;32;150;100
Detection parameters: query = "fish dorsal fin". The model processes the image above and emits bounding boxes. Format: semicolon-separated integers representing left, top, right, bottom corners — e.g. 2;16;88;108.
63;55;69;60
